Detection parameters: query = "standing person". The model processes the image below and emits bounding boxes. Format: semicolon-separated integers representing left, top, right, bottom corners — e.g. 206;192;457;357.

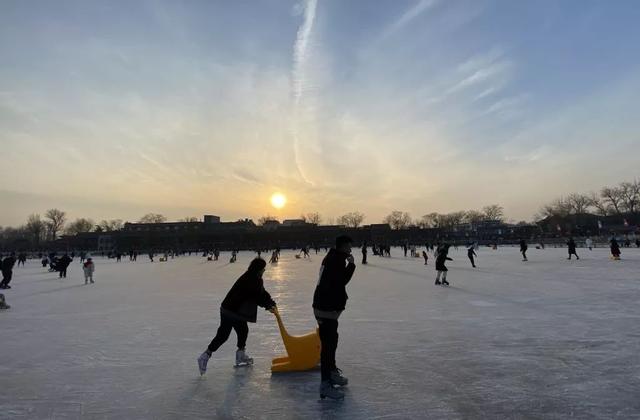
58;253;72;278
435;245;452;286
83;258;95;284
586;237;593;251
403;243;408;258
312;235;356;400
610;238;621;260
149;252;154;262
0;253;17;289
17;253;27;267
519;239;528;261
230;250;237;263
467;245;477;268
567;237;579;260
197;258;276;374
422;250;429;265
361;242;367;265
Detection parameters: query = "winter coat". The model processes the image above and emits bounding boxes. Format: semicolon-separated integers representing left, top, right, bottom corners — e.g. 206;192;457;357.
83;262;95;276
59;255;72;269
519;240;527;252
1;256;16;272
567;239;577;253
313;248;356;312
220;270;275;323
435;254;452;271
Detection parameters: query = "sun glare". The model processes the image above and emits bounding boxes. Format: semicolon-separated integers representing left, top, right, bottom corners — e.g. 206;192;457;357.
270;193;287;209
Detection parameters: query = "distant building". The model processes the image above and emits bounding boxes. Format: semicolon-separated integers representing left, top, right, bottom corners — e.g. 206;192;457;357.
204;215;221;224
282;219;308;227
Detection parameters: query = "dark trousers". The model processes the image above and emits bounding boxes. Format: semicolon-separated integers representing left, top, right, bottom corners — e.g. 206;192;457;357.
59;268;67;278
0;270;12;286
362;253;367;264
207;313;248;352
468;255;475;267
317;317;339;381
568;251;579;259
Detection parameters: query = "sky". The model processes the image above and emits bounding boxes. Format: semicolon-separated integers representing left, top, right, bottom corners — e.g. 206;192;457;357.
1;0;639;227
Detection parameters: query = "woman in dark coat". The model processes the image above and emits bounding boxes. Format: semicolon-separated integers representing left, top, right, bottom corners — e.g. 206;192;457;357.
435;245;452;286
197;258;276;374
610;238;621;259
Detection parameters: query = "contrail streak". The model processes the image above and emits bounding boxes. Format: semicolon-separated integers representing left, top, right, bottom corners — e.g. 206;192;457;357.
291;0;317;186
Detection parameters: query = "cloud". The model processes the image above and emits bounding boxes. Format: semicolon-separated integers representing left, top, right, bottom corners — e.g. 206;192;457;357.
380;0;438;40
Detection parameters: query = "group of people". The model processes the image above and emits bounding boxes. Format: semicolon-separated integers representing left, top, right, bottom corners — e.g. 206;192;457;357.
197;235;356;400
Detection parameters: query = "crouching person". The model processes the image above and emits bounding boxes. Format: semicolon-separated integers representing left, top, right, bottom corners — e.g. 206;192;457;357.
197;258;276;374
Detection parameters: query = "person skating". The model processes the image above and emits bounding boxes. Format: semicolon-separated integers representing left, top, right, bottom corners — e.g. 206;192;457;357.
41;256;48;268
230;250;237;263
519;239;528;261
567;237;579;260
435;246;452;286
0;253;17;289
58;254;72;278
467;245;477;268
610;238;621;260
83;258;95;284
313;235;356;400
422;250;429;265
586;237;593;251
361;242;367;265
197;258;276;374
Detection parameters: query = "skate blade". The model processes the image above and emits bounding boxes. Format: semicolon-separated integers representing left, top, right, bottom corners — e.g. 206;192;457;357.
233;362;254;368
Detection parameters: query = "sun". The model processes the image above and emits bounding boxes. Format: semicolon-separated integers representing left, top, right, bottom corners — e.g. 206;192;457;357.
270;193;287;209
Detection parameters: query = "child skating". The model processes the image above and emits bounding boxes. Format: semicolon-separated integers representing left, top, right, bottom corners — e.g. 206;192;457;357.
435;245;452;286
83;258;95;284
197;258;276;374
519;239;528;261
422;250;429;265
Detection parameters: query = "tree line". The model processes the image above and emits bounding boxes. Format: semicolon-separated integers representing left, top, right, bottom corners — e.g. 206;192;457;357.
536;179;640;220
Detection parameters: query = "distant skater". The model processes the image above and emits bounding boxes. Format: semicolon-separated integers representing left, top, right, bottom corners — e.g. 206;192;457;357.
567;237;579;260
58;253;72;278
361;243;367;265
435;245;452;286
83;258;95;284
467;245;477;268
197;258;276;374
519;239;528;261
0;253;17;289
230;250;237;263
585;237;593;251
422;250;429;265
610;238;621;260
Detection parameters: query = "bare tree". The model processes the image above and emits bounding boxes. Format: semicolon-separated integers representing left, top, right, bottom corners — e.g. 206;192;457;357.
139;213;167;224
600;187;623;215
257;215;278;226
336;212;365;228
420;213;441;228
619;181;640;214
45;208;67;240
539;197;571;218
25;214;46;246
98;219;124;232
301;212;322;225
566;193;592;214
589;192;610;216
383;211;412;230
179;216;200;222
464;210;486;224
482;204;504;221
65;218;95;235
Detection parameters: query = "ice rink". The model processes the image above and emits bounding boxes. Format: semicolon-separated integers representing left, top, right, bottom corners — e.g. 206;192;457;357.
1;246;640;419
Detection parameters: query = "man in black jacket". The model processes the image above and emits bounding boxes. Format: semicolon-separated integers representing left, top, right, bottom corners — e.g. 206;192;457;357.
198;258;276;374
313;235;356;400
0;253;17;289
58;253;73;278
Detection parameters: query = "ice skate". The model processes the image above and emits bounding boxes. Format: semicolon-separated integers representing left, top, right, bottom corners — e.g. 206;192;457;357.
320;381;345;400
442;280;450;286
197;351;211;375
435;280;441;285
330;368;348;386
234;349;254;367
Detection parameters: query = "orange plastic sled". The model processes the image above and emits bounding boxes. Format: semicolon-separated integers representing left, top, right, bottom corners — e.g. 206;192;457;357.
271;308;321;373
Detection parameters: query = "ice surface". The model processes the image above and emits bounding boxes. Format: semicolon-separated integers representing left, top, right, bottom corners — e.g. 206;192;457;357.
1;247;640;419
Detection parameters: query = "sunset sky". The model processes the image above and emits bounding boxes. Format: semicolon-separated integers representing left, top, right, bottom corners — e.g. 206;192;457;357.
1;0;639;226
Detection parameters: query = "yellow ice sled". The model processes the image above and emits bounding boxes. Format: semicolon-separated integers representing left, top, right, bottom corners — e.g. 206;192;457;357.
271;308;321;373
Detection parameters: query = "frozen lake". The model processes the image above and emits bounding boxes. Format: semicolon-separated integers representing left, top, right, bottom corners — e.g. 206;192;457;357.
1;246;640;419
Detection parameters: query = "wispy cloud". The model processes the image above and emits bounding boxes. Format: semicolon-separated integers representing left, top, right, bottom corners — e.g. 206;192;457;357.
381;0;438;40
